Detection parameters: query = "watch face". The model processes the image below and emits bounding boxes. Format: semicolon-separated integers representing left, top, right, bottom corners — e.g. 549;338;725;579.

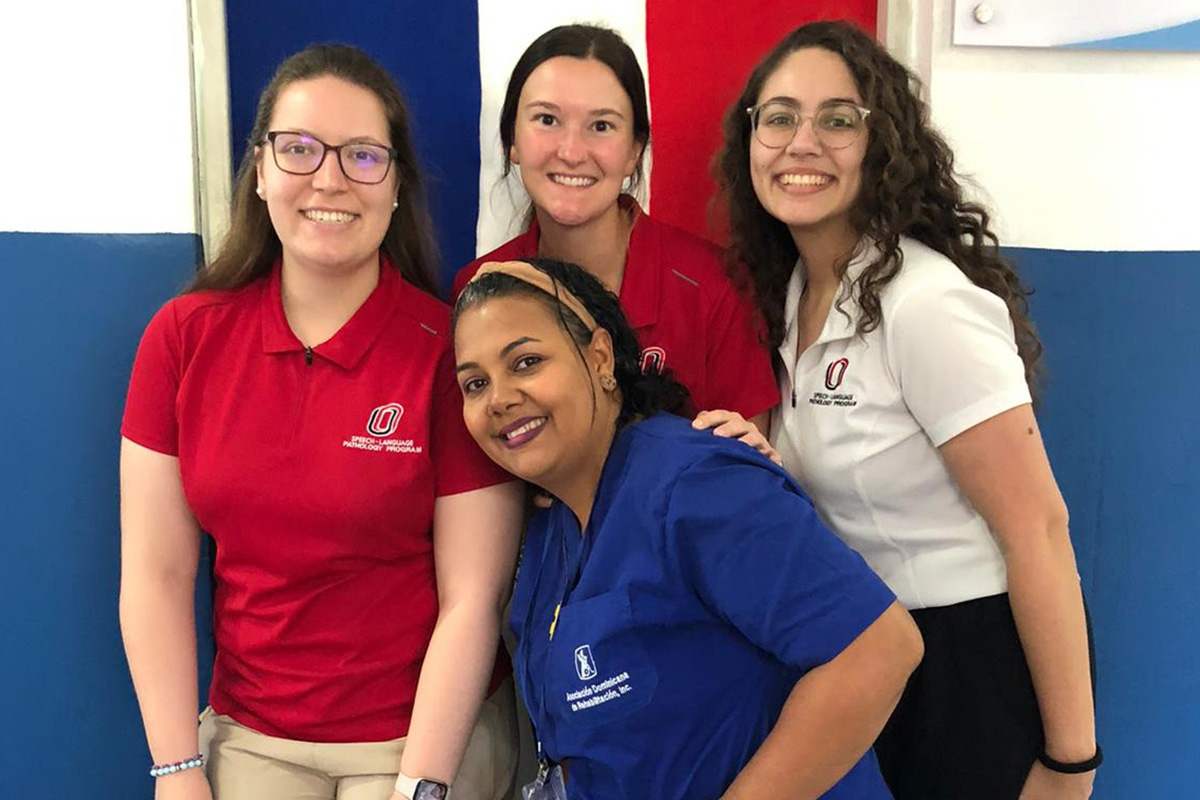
414;780;449;800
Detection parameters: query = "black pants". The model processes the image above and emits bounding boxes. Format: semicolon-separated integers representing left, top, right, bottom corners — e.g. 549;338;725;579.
875;594;1050;800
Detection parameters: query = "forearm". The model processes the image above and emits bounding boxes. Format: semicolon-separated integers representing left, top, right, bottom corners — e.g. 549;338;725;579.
1004;527;1096;761
722;603;921;800
119;574;201;763
399;600;504;784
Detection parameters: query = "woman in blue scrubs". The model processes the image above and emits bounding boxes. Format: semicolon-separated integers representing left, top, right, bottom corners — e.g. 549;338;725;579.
452;258;923;800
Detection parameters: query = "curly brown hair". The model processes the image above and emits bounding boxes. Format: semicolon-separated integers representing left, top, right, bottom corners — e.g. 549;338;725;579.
189;44;438;297
714;21;1041;385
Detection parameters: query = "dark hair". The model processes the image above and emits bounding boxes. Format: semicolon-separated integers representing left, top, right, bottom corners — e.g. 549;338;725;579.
715;21;1042;385
453;258;689;428
499;24;651;194
189;44;438;296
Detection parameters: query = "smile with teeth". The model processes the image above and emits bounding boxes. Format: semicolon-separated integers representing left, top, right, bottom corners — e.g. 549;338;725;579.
778;173;832;186
550;174;597;188
502;417;546;441
303;209;358;224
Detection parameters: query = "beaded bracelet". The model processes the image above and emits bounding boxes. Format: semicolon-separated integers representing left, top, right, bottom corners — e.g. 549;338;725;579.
149;753;205;777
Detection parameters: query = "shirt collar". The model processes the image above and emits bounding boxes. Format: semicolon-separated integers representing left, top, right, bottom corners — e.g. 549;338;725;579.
260;254;402;369
613;196;658;330
508;216;541;259
778;239;875;363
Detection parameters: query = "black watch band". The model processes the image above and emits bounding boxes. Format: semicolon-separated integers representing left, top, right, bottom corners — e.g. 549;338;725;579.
1038;744;1103;774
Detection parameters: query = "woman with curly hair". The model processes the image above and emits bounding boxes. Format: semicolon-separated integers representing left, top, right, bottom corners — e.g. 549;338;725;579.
707;20;1098;800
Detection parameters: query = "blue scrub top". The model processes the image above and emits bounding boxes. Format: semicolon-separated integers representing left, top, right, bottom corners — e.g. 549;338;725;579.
510;413;897;800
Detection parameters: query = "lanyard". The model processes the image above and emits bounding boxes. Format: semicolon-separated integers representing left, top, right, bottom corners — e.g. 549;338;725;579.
550;507;596;641
520;503;594;779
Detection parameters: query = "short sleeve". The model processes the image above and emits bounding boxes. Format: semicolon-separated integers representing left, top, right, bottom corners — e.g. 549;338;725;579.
431;346;515;496
667;452;895;672
700;280;780;417
887;281;1032;446
121;302;183;456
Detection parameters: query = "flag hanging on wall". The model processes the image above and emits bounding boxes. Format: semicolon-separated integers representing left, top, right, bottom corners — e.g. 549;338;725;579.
225;0;875;289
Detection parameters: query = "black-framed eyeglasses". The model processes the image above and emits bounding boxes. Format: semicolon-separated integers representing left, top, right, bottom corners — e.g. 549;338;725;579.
264;131;398;185
746;100;872;150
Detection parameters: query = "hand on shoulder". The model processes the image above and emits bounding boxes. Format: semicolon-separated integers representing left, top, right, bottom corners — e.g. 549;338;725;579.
692;409;782;466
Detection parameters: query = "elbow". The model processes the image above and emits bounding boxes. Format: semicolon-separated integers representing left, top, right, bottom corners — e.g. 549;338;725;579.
117;569;196;632
880;602;923;687
997;499;1074;565
435;593;506;630
898;609;924;678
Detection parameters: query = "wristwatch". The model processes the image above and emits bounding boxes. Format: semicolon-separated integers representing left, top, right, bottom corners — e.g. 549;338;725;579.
395;772;451;800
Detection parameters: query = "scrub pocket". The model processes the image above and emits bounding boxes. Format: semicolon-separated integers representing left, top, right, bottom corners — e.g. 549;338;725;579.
544;590;659;729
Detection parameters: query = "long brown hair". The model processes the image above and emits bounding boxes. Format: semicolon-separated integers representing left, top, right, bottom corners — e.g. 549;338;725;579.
715;21;1042;385
190;44;438;296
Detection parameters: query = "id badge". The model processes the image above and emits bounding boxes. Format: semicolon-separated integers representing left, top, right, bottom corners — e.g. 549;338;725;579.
521;763;567;800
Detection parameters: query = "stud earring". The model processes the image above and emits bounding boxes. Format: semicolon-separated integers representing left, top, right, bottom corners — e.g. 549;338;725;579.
392;200;399;211
599;374;617;391
256;186;264;198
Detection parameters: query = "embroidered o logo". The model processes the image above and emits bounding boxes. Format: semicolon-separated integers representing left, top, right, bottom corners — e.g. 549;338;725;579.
639;346;666;375
825;358;849;391
366;403;404;437
575;645;598;680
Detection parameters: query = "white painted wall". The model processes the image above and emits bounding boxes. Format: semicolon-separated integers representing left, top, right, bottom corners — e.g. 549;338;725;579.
0;0;196;235
950;0;1200;48
475;1;649;255
914;0;1200;251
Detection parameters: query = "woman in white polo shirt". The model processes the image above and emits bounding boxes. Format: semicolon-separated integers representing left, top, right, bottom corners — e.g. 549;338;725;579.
707;21;1099;800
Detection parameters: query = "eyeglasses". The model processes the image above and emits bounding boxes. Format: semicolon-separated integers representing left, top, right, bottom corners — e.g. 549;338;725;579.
264;131;397;185
746;101;871;150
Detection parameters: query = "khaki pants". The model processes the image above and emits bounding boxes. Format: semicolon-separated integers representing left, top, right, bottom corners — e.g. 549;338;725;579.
201;680;518;800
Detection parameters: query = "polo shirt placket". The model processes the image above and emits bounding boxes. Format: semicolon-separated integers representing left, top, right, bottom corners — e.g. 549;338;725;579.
771;237;1031;610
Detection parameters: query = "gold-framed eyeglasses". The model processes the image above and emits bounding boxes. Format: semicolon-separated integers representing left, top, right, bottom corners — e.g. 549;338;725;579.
746;100;871;150
264;131;397;185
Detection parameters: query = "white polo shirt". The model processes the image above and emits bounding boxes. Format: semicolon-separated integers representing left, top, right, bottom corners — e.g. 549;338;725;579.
770;237;1032;609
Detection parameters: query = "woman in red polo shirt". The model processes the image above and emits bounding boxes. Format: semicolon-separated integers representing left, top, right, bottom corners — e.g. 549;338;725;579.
119;45;523;800
452;24;778;431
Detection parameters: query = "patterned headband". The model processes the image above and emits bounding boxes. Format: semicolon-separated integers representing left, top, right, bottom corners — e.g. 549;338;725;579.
468;260;599;332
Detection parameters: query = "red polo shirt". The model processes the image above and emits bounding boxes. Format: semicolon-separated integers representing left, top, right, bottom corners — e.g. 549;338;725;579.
453;202;779;418
122;258;512;742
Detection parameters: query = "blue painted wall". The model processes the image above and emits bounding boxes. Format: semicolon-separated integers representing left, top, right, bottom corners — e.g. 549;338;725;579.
1014;247;1200;795
0;232;207;792
3;234;1195;795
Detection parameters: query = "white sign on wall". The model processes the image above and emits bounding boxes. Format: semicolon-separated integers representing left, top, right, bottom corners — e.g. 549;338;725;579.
953;0;1200;51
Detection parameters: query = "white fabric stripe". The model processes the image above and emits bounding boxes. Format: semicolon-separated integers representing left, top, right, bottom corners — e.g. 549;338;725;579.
0;1;196;234
926;0;1200;251
475;0;650;257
